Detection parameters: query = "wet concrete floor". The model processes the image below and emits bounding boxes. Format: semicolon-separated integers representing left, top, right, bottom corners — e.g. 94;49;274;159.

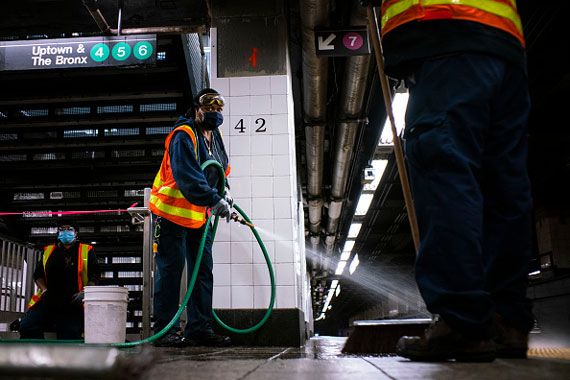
142;337;570;380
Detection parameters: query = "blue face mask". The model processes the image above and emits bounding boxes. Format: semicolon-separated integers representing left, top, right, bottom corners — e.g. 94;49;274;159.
202;112;224;130
58;231;76;244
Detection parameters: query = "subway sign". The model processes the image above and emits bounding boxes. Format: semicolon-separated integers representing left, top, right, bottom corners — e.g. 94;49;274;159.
0;34;156;71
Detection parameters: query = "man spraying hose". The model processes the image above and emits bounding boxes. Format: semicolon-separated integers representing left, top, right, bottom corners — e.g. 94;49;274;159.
149;88;233;347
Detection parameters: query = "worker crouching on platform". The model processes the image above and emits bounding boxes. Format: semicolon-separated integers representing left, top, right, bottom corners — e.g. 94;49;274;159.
20;225;100;340
150;88;233;347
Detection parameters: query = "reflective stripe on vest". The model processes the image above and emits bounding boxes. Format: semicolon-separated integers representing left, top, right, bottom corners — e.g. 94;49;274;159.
149;125;209;229
27;243;91;309
381;0;525;47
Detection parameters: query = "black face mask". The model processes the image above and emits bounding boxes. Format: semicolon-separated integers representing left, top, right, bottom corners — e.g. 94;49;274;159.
202;112;224;130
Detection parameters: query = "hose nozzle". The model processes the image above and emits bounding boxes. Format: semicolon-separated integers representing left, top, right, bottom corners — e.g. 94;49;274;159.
230;212;254;228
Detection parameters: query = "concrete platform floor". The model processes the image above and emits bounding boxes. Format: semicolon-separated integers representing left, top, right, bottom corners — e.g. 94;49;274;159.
142;337;570;380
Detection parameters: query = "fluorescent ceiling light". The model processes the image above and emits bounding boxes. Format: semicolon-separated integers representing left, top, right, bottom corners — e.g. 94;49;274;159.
363;160;388;192
343;240;355;252
348;223;362;238
335;284;341;297
349;253;360;275
378;91;409;145
355;193;374;215
330;279;339;289
335;260;347;275
340;250;351;261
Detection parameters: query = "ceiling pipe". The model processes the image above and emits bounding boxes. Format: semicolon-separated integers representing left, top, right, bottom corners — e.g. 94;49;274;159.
324;5;372;247
300;0;331;247
81;0;112;35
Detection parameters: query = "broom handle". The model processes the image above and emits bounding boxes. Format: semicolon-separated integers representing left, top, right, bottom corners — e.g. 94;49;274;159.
366;5;420;253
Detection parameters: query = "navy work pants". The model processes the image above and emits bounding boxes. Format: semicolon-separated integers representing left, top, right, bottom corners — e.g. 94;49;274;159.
19;299;83;340
404;53;534;336
153;217;214;337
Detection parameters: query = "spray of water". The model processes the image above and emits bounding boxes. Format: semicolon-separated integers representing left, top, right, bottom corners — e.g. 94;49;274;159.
304;246;428;317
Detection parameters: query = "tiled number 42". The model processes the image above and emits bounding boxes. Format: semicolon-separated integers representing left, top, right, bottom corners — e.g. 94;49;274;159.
234;118;267;133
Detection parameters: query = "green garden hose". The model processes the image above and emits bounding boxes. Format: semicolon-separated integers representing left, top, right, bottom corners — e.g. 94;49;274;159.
1;159;276;347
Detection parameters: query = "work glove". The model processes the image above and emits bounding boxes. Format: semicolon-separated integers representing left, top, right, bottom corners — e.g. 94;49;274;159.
223;188;234;207
71;291;84;306
211;198;231;222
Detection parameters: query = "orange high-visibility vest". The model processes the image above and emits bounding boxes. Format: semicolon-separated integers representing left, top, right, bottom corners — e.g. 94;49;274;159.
380;0;525;47
150;125;231;228
27;243;91;309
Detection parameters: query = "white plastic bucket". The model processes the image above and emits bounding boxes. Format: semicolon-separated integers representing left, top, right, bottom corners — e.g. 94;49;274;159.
83;286;129;344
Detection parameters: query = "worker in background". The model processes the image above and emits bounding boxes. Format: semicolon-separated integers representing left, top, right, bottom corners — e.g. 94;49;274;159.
19;225;99;340
361;0;533;361
149;88;232;347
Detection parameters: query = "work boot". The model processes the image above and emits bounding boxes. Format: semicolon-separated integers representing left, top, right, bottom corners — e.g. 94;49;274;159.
153;331;186;347
396;316;496;362
492;314;529;359
185;331;231;347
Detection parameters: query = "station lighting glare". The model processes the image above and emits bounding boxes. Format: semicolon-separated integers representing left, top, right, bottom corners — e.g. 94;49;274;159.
348;223;362;238
335;260;347;275
349;253;359;275
343;240;355;252
330;279;339;289
355;193;374;215
379;90;409;145
340;250;351;261
335;284;341;297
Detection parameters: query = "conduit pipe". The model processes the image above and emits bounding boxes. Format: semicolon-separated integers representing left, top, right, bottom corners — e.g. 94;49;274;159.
81;0;112;35
325;5;371;247
300;0;331;248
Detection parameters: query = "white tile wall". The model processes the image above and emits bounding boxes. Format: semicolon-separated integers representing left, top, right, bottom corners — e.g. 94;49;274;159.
251;134;272;155
229;77;250;96
231;241;253;263
276;263;295;286
276;286;296;308
230;135;251;156
231;264;252;286
229;96;250;115
274;197;292;219
229;177;251;198
210;42;302;310
213;264;231;286
274;155;291;176
253;240;274;264
271;114;289;134
272;134;290;155
232;286;254;308
251;95;271;114
253;286;272;308
273;176;292;197
253;263;271;285
251;177;273;197
252;198;274;220
250;77;271;95
213;242;231;263
213;286;231;309
251;155;273;176
270;76;288;94
275;240;294;263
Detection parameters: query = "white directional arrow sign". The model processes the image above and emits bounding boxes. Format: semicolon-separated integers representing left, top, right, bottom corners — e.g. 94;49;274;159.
315;27;370;57
317;33;336;51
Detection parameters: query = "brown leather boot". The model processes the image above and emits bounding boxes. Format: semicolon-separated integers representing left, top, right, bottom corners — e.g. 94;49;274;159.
493;314;529;359
396;316;496;362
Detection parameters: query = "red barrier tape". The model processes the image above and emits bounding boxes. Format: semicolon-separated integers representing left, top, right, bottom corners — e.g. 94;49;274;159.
0;203;139;217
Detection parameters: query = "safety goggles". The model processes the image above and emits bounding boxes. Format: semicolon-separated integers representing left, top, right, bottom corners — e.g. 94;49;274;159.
198;93;225;107
58;225;75;232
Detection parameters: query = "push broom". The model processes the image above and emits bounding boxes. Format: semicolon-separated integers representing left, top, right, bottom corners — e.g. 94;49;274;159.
341;4;431;354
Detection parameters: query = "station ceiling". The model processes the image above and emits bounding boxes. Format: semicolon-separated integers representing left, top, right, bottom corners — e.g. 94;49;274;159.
1;0;569;333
